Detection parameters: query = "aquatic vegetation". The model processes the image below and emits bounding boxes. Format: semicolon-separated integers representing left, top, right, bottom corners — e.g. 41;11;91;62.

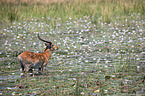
0;12;145;95
0;0;145;95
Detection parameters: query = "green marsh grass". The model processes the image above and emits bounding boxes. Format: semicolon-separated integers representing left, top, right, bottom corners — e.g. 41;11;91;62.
0;0;145;28
0;0;145;95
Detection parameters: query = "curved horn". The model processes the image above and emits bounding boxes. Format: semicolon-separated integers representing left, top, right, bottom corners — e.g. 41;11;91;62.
37;34;52;44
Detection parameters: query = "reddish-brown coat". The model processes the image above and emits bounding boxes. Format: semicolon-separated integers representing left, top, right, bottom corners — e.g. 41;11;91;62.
18;34;58;73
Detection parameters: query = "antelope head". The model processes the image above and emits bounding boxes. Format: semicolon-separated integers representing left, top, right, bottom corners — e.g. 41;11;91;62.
37;34;58;51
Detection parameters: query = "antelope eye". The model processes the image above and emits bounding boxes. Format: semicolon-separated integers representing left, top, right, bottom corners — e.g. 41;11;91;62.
51;45;54;47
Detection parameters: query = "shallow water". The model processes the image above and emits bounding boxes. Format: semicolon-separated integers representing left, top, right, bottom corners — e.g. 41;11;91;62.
0;14;145;95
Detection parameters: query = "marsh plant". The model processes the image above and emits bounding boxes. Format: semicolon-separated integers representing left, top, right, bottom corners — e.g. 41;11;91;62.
0;0;145;95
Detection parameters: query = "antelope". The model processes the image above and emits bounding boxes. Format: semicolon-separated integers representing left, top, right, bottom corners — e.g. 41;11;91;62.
18;34;58;74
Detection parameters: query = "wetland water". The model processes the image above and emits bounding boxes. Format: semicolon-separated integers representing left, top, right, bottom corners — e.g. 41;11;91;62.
0;14;145;95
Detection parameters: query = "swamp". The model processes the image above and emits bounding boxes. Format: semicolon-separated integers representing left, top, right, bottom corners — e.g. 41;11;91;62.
0;0;145;95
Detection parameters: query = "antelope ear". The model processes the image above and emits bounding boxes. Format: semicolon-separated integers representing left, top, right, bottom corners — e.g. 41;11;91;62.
43;43;48;46
43;43;47;48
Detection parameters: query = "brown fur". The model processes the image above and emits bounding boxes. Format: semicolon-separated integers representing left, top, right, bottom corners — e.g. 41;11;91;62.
18;34;58;73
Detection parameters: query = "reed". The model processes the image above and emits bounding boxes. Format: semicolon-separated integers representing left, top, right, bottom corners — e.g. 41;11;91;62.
0;0;144;27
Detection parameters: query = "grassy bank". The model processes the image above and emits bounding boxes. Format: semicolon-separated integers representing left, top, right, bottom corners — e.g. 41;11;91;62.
0;0;145;28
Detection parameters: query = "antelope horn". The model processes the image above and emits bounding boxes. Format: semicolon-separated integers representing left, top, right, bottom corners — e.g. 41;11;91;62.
37;34;52;44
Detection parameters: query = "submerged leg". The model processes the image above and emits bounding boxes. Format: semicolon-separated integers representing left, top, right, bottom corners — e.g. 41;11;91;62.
18;58;25;72
18;57;27;77
34;62;44;75
28;68;33;73
39;63;44;72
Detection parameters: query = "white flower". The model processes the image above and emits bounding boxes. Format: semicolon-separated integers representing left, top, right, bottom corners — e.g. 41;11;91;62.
12;92;16;95
33;42;36;45
104;90;108;93
17;36;20;38
80;92;85;95
73;78;76;81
